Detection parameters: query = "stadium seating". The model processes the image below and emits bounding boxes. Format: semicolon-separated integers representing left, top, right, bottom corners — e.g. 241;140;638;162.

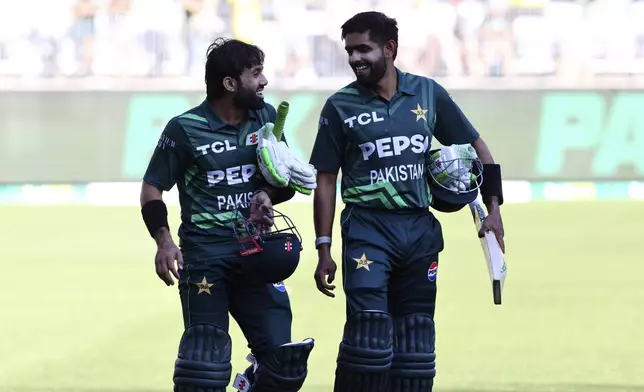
0;0;642;85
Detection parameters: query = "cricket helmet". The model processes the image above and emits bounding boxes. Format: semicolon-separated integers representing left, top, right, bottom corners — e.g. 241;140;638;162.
228;203;303;283
427;144;483;213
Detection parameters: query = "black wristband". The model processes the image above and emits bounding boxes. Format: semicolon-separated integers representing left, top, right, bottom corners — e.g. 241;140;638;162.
480;164;504;206
141;199;169;237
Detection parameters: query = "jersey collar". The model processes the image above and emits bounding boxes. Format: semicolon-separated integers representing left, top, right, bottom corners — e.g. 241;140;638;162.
355;67;416;103
396;68;416;96
199;99;258;133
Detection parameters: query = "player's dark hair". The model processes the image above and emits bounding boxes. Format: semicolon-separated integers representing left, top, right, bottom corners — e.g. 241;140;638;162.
341;11;398;60
205;38;265;100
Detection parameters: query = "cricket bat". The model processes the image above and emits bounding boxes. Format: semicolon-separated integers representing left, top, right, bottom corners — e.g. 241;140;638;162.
469;197;507;305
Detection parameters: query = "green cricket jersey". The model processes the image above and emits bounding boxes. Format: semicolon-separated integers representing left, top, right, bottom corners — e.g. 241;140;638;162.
143;99;279;246
309;68;480;210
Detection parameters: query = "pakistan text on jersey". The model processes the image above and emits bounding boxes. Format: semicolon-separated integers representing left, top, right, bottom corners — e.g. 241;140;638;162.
359;134;429;161
370;163;425;185
217;191;255;211
207;164;256;187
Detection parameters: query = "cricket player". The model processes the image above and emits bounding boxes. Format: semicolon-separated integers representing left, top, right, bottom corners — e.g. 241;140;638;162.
309;12;505;392
139;38;314;392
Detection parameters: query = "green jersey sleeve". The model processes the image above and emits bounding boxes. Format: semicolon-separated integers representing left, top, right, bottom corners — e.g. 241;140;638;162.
309;99;346;174
433;81;480;146
143;118;191;191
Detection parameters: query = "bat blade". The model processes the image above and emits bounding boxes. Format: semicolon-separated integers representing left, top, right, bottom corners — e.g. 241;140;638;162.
273;101;289;141
469;198;507;305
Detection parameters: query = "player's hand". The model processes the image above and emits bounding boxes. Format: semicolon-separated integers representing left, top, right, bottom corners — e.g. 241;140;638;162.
479;210;505;253
250;190;274;232
314;254;337;298
155;240;183;286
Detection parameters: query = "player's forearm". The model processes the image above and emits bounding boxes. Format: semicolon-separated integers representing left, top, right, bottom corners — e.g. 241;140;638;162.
471;137;502;211
151;227;174;247
313;172;338;255
140;181;163;205
471;136;494;165
140;181;174;245
483;197;500;213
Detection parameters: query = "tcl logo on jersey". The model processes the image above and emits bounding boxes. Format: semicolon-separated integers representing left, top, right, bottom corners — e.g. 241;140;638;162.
196;140;237;155
207;164;256;186
344;111;384;128
359;135;429;161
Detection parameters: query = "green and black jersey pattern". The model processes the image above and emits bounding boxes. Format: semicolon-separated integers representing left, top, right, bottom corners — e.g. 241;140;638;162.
144;100;278;245
310;68;480;210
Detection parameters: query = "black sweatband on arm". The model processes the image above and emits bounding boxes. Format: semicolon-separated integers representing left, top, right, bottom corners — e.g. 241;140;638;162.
141;199;169;237
480;164;504;206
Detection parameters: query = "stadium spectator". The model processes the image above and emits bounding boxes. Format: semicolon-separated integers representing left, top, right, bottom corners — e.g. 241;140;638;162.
0;0;641;82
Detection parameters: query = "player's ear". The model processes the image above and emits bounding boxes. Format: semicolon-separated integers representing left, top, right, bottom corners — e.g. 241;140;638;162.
223;76;236;93
384;40;396;60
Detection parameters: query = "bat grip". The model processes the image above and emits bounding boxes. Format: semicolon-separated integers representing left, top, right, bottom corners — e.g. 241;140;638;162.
273;102;289;141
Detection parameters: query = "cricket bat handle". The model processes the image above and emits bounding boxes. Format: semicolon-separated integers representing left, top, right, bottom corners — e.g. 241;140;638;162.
273;101;289;141
469;198;506;305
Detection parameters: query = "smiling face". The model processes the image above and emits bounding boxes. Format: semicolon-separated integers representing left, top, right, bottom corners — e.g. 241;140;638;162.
233;64;268;110
344;31;395;87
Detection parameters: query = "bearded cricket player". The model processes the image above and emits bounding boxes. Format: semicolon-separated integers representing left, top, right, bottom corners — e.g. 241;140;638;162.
139;38;316;392
309;12;506;392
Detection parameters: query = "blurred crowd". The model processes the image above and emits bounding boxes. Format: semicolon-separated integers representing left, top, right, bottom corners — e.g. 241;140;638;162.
0;0;643;85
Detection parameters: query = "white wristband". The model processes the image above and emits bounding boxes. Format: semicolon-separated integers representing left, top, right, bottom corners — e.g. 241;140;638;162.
315;236;332;249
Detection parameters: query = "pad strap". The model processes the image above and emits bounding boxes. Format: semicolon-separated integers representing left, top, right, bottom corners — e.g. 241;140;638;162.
480;164;503;206
141;199;169;237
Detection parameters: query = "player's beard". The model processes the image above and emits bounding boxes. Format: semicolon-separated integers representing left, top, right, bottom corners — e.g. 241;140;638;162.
233;85;265;110
354;55;387;87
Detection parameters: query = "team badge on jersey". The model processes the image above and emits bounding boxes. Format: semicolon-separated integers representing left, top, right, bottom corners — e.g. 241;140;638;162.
273;281;286;292
427;261;438;282
411;103;428;122
246;131;260;145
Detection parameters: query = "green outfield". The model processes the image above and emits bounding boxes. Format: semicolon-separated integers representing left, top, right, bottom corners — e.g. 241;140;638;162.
1;201;643;392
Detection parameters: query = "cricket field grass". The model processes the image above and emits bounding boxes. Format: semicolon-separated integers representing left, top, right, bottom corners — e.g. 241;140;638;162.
0;201;642;392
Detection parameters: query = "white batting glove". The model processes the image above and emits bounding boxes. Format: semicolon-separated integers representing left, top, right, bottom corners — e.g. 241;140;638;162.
256;123;317;194
257;123;290;188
